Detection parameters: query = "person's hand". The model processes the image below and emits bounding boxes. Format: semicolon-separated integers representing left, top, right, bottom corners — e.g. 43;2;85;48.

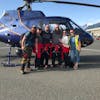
50;40;52;43
59;39;62;43
63;44;69;48
36;49;38;53
21;46;24;50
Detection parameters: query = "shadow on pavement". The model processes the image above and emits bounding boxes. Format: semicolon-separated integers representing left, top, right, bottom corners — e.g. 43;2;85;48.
0;55;100;71
79;55;100;70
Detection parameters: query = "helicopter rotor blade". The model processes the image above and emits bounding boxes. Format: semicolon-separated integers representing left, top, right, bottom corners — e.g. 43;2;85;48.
39;0;100;8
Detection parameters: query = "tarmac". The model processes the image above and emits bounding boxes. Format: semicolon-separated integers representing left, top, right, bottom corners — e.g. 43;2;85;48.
0;40;100;100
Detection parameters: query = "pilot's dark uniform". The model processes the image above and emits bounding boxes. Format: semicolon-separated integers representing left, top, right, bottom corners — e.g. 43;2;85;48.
52;30;62;67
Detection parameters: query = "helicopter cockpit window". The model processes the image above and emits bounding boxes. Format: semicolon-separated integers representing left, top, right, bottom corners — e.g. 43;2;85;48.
2;13;13;23
69;21;79;30
1;11;18;26
48;24;69;34
69;20;82;35
47;24;61;32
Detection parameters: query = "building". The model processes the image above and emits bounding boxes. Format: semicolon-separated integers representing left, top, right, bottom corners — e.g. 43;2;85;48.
86;27;100;37
86;22;100;37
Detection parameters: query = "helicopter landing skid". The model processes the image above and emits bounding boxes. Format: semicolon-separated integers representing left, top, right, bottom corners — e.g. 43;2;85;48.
1;62;16;67
1;45;16;67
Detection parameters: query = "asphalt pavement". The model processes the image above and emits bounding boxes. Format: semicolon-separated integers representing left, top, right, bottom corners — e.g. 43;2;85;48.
0;40;100;100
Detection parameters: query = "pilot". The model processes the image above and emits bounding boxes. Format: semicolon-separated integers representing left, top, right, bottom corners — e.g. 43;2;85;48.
17;0;37;11
51;24;62;67
20;25;37;74
41;24;52;69
35;26;43;69
69;29;81;70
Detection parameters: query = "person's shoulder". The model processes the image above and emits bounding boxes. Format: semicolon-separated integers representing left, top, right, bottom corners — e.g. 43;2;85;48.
75;34;79;37
76;35;80;38
25;31;30;36
75;35;81;41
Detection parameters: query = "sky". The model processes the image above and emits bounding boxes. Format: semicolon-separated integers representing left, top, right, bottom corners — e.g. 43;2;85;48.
0;0;100;26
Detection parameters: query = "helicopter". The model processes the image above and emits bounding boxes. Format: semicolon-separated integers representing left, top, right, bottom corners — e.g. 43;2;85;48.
0;0;100;55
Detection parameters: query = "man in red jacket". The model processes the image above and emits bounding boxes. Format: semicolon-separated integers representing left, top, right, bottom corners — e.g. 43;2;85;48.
41;25;52;69
35;26;43;69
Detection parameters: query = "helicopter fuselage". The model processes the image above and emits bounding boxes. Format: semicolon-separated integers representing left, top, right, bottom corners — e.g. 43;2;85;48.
0;10;93;47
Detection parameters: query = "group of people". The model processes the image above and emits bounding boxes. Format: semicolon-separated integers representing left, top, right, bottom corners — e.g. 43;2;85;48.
20;24;81;74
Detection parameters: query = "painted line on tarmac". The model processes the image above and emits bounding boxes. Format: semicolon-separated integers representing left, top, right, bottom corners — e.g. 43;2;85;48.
82;48;100;52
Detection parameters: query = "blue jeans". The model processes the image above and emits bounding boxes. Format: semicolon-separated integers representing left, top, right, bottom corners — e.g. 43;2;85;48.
70;50;80;63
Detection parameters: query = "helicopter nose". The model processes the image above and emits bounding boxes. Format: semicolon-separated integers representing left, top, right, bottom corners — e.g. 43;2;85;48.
0;28;20;47
81;32;94;47
0;27;11;43
0;31;8;43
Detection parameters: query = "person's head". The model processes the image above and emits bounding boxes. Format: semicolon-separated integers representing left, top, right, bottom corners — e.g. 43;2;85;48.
55;24;60;31
45;25;50;32
70;29;75;36
62;30;67;36
31;25;37;33
37;27;42;35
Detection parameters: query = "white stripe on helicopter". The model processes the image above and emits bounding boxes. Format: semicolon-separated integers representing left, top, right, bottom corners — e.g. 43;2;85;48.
0;27;21;36
0;27;10;33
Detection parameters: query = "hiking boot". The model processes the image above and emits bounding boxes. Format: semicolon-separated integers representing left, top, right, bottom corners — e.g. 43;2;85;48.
26;68;33;72
73;63;78;70
44;65;48;69
20;70;25;74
